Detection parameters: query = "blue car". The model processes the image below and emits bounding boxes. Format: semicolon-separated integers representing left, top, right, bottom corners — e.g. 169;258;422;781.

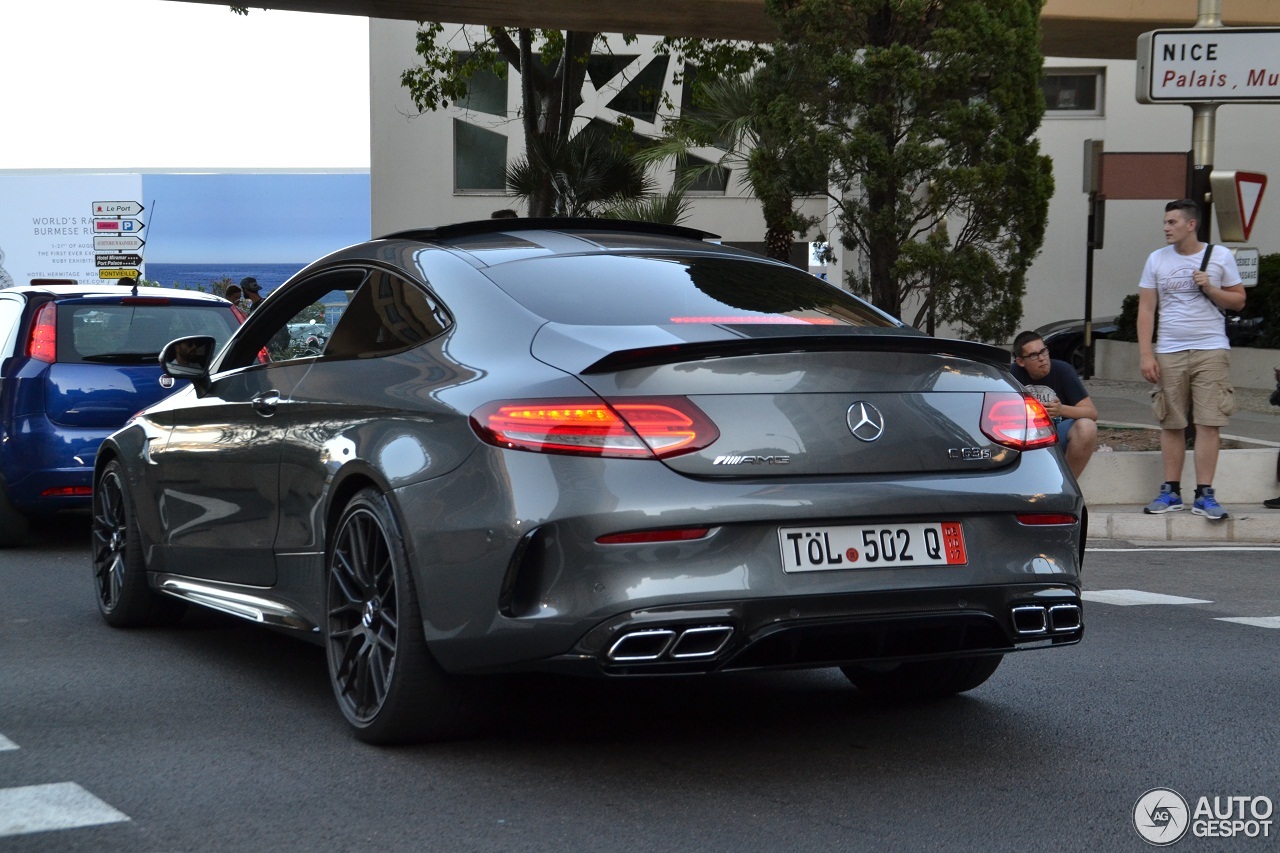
0;282;242;546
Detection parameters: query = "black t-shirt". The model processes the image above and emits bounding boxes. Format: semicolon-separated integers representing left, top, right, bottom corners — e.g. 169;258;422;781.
1010;359;1088;407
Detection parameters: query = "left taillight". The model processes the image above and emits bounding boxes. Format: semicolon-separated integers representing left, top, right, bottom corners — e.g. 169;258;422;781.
980;392;1056;451
470;397;719;459
26;302;57;363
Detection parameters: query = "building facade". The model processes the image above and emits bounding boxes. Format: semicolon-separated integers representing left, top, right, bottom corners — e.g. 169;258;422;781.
369;21;1280;338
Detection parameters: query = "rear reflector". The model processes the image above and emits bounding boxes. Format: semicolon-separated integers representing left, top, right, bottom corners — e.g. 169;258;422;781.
40;486;93;498
1016;513;1077;526
980;392;1056;451
471;397;718;459
596;527;712;545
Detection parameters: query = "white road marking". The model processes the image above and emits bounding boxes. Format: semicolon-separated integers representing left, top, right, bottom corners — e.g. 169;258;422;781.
1082;589;1213;606
0;782;130;837
0;734;16;752
1089;546;1280;552
1215;616;1280;629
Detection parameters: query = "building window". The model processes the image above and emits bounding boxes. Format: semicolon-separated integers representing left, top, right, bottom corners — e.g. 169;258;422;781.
453;120;508;192
1042;70;1104;116
454;53;507;117
677;153;730;194
606;55;670;124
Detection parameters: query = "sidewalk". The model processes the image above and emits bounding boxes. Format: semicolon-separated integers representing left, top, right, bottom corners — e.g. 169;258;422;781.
1079;378;1280;543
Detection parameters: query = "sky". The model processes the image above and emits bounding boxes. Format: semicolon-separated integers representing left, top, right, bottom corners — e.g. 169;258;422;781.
1;0;370;170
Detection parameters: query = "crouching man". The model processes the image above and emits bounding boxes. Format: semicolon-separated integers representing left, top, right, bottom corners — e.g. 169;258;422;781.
1010;330;1099;479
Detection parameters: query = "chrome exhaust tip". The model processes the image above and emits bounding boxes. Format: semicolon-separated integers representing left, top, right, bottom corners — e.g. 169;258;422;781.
1011;605;1049;635
1048;604;1082;633
669;625;734;659
607;628;677;662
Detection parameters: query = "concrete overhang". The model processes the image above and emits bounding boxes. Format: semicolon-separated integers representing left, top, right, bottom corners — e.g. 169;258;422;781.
170;0;1280;58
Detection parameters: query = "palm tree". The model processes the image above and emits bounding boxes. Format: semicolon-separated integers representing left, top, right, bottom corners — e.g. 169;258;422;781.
505;124;651;218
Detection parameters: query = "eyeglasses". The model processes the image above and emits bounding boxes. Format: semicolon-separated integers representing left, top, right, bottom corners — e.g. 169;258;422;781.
1018;347;1050;361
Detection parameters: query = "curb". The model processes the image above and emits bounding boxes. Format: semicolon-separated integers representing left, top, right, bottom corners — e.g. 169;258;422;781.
1087;504;1280;544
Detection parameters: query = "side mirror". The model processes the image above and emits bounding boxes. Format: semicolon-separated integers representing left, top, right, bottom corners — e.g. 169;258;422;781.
160;335;215;397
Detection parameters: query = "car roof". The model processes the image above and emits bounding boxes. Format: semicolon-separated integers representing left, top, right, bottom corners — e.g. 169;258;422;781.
374;217;785;271
3;283;229;304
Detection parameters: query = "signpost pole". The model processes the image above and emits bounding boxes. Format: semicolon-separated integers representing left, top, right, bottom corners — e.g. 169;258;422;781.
1190;0;1223;241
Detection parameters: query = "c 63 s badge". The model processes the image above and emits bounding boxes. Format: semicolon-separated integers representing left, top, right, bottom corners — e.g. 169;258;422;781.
948;447;991;460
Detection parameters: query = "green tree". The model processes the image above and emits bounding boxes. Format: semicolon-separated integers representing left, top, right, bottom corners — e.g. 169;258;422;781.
765;0;1054;341
402;27;624;217
400;26;765;219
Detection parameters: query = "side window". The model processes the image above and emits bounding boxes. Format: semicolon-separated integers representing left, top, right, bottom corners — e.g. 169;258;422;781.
324;271;450;359
219;270;363;371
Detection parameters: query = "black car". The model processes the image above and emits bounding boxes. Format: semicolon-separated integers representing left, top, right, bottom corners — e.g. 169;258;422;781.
93;219;1084;743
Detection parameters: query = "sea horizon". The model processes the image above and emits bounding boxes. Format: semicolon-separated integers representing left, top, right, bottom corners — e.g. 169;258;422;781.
144;262;307;294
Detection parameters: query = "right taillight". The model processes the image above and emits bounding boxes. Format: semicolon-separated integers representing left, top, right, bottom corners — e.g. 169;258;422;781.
26;302;57;363
470;396;718;459
981;392;1056;451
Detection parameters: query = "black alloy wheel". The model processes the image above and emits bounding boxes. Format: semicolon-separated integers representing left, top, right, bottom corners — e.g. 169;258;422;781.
91;460;185;627
325;488;473;743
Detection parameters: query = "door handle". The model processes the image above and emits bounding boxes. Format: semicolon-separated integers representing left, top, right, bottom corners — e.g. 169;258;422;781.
251;391;282;417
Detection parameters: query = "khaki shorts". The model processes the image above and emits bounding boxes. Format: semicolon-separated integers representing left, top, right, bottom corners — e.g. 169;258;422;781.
1151;349;1235;429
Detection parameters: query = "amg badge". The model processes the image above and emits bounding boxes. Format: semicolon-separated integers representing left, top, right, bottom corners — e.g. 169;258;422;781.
713;455;791;466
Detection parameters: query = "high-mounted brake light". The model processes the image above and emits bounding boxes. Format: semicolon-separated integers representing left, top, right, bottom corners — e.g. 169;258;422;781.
471;397;718;459
980;392;1056;451
26;302;57;363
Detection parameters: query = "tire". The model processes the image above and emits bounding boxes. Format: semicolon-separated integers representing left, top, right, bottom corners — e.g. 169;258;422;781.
841;655;1003;700
91;460;186;627
325;488;477;744
0;477;29;549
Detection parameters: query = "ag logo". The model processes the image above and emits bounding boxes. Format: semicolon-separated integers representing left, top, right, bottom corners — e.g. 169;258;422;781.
1134;788;1190;846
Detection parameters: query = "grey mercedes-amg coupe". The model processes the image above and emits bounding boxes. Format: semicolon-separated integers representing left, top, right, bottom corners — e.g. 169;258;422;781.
91;219;1084;743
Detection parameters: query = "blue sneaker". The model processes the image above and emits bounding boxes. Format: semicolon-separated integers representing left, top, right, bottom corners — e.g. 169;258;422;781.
1143;484;1184;514
1192;487;1228;521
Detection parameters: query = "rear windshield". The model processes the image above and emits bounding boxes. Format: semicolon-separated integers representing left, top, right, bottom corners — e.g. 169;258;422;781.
58;302;241;364
481;254;900;328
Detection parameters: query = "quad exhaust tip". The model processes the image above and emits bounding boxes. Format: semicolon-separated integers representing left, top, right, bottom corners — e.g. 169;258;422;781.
1011;603;1081;636
607;625;734;662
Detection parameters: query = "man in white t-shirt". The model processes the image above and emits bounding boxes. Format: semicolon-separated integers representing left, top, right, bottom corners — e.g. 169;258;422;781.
1138;199;1246;520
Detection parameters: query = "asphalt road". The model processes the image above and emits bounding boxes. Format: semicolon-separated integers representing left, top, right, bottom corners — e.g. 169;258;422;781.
2;516;1278;851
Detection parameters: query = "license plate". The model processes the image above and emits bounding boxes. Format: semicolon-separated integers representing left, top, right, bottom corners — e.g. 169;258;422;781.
779;522;967;572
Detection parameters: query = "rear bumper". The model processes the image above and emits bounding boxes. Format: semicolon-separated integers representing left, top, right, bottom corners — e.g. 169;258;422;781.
505;583;1082;677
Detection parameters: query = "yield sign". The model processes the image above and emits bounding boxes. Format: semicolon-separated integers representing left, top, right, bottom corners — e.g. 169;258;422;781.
1234;172;1267;241
1210;170;1267;242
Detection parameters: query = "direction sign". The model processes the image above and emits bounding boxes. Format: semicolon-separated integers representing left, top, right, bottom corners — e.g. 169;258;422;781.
99;268;141;280
91;200;144;217
1138;28;1280;103
1210;170;1267;242
96;254;143;267
92;218;145;233
93;235;145;252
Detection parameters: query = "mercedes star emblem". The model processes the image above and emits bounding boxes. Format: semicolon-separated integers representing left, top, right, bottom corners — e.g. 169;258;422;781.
846;402;885;442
